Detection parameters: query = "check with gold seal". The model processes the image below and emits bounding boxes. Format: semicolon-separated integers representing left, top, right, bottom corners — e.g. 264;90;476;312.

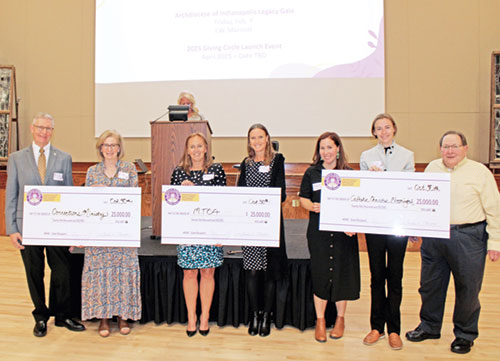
319;170;451;238
22;186;142;247
161;185;281;246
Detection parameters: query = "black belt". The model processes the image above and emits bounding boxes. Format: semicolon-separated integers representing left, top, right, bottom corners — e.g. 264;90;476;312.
450;220;485;230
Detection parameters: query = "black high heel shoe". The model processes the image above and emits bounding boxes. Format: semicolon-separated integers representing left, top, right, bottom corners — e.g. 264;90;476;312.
259;312;271;337
199;328;210;336
199;317;210;336
248;311;261;336
186;320;198;337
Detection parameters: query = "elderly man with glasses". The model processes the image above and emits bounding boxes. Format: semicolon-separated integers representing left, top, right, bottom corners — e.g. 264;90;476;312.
406;130;500;354
5;112;85;337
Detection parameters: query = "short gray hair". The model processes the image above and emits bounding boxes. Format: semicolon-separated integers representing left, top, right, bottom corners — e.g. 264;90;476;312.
32;112;55;128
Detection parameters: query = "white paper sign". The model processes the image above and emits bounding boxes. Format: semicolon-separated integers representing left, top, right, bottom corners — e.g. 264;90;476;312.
319;170;450;238
161;185;281;246
22;186;142;247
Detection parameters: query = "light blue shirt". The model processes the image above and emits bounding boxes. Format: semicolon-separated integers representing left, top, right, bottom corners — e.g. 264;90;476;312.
360;142;415;172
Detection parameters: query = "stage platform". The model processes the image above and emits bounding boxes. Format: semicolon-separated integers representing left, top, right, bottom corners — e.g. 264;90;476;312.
69;217;340;330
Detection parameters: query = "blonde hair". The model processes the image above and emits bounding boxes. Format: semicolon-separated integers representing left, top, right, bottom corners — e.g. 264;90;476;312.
178;133;212;172
95;129;124;161
177;91;200;114
246;123;274;165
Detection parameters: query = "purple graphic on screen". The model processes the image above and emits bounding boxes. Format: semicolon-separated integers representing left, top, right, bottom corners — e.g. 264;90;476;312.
314;17;384;78
27;189;43;206
165;188;181;205
324;173;341;191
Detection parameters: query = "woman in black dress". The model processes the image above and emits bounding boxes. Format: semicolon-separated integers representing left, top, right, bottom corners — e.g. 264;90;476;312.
237;123;288;337
299;132;360;343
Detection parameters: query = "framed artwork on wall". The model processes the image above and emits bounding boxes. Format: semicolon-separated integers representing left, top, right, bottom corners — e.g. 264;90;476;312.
0;65;18;165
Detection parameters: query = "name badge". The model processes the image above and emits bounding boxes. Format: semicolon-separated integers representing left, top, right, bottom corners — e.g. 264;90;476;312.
259;165;270;173
312;182;321;191
203;174;214;181
53;172;64;181
118;171;129;180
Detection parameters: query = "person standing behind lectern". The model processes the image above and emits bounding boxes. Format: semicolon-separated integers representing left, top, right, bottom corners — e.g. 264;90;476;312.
178;91;205;121
5;112;85;337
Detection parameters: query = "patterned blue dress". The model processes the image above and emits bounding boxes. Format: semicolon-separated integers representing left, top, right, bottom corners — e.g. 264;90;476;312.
81;160;141;320
171;163;226;269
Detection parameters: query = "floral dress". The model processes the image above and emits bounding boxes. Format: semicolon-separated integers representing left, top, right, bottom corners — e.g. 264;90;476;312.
171;163;226;269
81;160;141;320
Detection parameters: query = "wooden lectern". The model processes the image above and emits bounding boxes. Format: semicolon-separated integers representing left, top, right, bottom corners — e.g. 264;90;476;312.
150;120;212;237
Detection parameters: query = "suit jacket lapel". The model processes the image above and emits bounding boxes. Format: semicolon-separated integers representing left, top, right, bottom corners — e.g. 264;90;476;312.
24;146;42;184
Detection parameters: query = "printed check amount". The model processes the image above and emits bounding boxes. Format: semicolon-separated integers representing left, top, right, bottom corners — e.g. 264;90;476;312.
319;170;451;238
161;185;281;246
22;186;142;247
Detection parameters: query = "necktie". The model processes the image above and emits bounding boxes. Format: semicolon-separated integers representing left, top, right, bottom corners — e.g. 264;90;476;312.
38;148;46;184
384;146;392;154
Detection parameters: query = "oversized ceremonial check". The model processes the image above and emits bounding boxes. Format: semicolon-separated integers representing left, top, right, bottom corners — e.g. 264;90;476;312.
161;185;281;246
22;186;141;247
319;170;451;238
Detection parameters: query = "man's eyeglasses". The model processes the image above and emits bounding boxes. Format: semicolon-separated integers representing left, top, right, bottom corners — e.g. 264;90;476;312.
33;125;54;133
441;145;463;150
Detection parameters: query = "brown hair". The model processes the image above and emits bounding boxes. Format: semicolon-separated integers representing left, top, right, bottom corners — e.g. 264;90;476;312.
246;123;275;165
95;129;124;161
311;132;349;169
178;132;212;172
439;130;468;147
371;113;397;138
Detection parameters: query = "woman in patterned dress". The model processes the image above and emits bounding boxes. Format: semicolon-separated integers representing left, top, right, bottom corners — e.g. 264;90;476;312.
299;132;360;343
81;130;141;337
170;133;226;337
237;123;288;337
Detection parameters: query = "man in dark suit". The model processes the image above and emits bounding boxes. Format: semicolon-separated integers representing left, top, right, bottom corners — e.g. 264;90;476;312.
5;112;85;337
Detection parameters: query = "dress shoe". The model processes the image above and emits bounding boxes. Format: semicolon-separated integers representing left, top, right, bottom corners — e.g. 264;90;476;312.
199;317;210;336
33;320;47;337
55;318;85;332
329;316;345;339
405;326;440;342
315;318;327;343
388;333;403;350
186;317;198;337
363;330;385;345
451;338;473;354
259;312;271;337
248;311;261;336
